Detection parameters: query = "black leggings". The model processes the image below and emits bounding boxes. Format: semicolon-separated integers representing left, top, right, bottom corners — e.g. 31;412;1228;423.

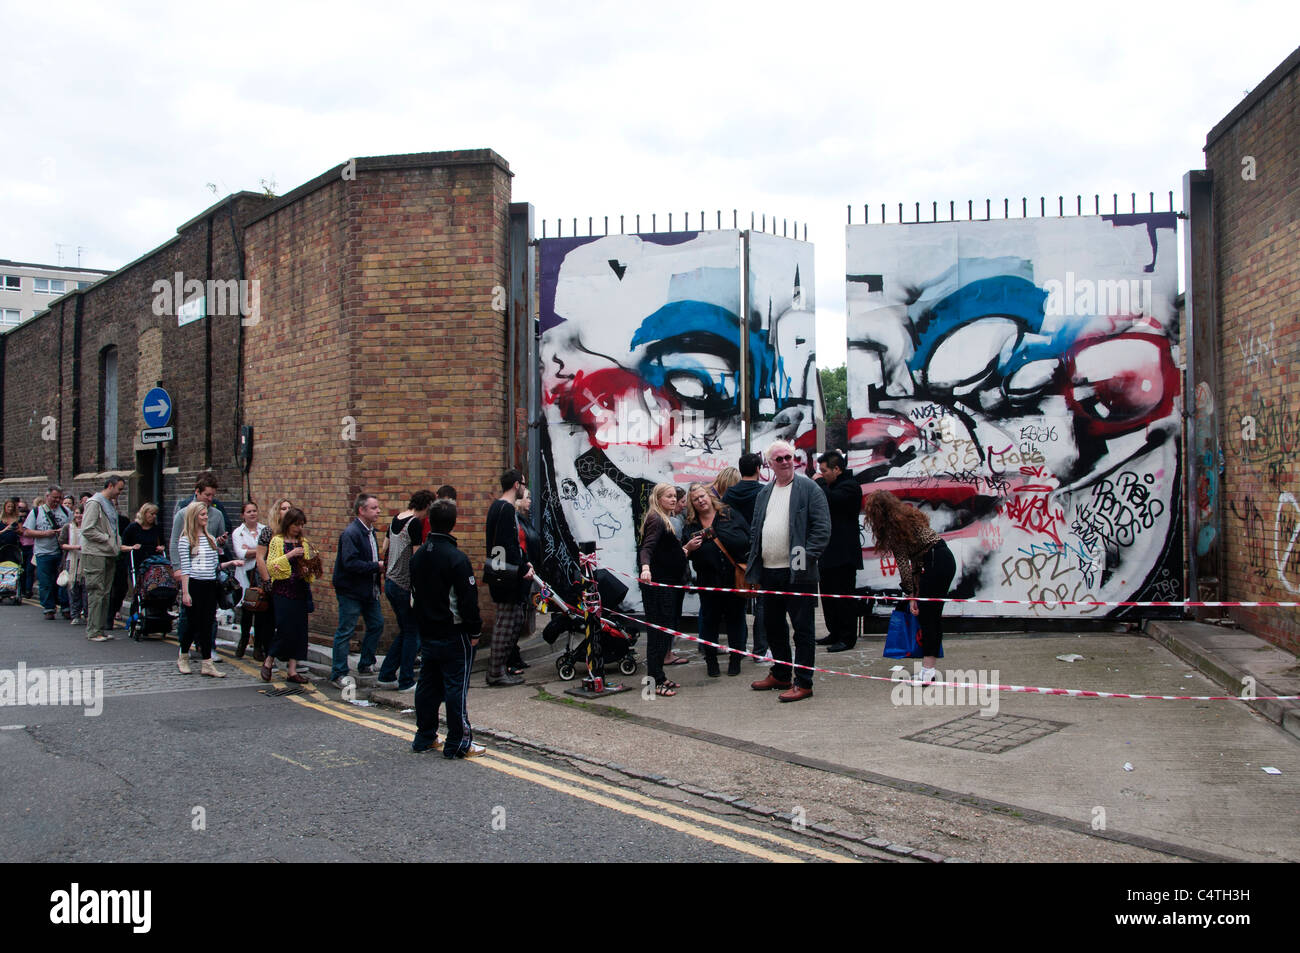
182;579;218;658
916;540;955;658
642;584;682;684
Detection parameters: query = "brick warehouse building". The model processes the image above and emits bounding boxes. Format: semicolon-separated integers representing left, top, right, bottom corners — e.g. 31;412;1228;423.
1186;44;1300;653
0;149;529;642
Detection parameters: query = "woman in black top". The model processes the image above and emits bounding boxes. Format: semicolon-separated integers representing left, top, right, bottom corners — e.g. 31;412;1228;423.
123;503;167;559
683;484;752;676
638;483;688;695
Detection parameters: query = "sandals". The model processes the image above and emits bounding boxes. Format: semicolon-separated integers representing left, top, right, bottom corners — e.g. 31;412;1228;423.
663;653;690;666
654;682;677;697
260;660;274;682
659;679;679;690
284;673;310;684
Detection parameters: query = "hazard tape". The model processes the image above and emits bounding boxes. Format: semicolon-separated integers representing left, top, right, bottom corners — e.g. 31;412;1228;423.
611;567;1300;609
604;609;1300;702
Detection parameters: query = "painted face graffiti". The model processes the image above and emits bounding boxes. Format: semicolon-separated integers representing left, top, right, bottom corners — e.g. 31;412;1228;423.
538;231;816;606
846;215;1182;615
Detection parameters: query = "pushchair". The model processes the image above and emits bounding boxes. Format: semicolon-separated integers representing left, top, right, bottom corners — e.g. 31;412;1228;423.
538;563;640;682
128;552;179;641
0;543;23;606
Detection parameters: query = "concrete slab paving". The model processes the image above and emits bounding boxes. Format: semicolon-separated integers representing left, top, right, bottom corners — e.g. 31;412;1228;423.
513;632;1300;862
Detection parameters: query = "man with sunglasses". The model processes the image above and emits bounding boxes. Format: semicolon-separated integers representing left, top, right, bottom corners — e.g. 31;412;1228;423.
745;441;830;702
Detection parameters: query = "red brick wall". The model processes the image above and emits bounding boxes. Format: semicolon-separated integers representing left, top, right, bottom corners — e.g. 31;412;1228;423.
243;151;515;644
1205;54;1300;653
1;193;266;512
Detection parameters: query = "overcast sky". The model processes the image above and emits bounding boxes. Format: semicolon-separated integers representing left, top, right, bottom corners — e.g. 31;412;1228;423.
2;1;1296;368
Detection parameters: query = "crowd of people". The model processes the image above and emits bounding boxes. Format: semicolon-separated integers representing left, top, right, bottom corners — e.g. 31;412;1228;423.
631;440;953;700
3;446;955;756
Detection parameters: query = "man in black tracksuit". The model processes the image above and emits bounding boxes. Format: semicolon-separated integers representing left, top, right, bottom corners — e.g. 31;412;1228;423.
410;499;484;758
814;450;865;652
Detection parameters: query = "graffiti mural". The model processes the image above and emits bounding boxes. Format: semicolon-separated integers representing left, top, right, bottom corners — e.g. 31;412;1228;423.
538;230;816;606
846;214;1182;616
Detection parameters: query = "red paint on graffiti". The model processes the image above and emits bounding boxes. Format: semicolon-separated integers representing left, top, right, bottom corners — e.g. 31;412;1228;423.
553;368;681;450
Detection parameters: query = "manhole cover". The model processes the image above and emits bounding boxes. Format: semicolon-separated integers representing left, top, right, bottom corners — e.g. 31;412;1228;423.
903;711;1070;754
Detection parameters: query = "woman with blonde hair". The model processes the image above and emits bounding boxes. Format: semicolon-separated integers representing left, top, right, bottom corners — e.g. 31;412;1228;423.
862;490;956;684
683;482;751;676
638;483;689;695
711;467;740;501
177;501;241;677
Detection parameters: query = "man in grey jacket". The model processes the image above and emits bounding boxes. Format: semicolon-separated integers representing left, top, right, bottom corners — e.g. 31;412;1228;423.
745;440;831;702
82;476;126;642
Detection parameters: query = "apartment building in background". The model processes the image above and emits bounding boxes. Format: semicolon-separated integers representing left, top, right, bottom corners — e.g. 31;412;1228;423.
0;259;114;328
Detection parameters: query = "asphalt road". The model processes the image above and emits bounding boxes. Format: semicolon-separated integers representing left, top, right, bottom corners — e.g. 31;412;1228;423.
0;601;852;863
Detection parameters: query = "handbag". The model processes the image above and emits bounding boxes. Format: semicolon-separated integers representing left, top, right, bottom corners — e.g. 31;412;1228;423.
57;569;70;587
883;605;943;659
216;568;241;611
240;585;270;613
713;533;753;592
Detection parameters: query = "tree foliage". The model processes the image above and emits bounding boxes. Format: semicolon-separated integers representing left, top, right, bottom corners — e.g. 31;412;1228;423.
820;364;848;453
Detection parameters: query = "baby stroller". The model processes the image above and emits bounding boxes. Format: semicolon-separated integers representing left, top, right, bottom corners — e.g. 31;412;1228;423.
539;563;640;681
129;552;179;641
0;543;23;606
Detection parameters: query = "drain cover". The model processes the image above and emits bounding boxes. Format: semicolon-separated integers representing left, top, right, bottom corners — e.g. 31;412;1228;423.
903;711;1070;754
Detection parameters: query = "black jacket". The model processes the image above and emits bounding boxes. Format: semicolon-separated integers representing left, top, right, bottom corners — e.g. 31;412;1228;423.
684;509;751;588
410;532;483;640
723;480;763;525
638;515;687;583
815;469;864;570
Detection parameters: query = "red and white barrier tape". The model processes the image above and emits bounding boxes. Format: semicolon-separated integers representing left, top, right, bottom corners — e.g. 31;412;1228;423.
611;567;1300;609
605;609;1300;702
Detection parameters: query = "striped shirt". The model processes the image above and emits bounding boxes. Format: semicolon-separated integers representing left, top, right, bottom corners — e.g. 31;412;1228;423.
178;535;220;580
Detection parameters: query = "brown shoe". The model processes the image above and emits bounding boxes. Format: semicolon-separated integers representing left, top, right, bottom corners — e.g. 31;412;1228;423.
778;685;813;703
751;674;792;691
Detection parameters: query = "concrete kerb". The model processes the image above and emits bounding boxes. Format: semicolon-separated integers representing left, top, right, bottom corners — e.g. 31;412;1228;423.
1145;619;1300;741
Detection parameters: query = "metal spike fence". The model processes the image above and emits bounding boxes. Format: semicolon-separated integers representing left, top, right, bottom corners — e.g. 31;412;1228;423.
538;211;809;241
848;191;1180;224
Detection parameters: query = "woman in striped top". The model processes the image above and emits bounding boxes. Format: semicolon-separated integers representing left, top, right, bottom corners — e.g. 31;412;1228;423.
177;501;241;678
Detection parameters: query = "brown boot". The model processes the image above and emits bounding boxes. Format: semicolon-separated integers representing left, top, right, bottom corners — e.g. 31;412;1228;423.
200;659;226;678
177;654;191;675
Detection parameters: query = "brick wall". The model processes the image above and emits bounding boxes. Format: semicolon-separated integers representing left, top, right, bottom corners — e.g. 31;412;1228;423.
1204;48;1300;653
1;193;269;517
243;151;515;646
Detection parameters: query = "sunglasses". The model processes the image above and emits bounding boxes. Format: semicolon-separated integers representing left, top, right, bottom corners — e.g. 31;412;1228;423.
771;454;794;463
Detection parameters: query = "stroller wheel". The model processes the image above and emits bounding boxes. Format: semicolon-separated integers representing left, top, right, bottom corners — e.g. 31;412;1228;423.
556;660;576;681
618;656;638;676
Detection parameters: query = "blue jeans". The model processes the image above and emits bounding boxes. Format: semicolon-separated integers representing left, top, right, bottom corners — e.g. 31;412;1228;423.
378;579;419;689
36;553;69;614
413;632;475;756
332;592;384;679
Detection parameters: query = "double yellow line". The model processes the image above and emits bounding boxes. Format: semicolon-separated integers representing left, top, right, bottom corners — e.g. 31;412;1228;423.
224;653;856;863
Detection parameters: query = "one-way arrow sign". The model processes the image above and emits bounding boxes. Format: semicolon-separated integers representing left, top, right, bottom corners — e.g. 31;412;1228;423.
142;387;172;429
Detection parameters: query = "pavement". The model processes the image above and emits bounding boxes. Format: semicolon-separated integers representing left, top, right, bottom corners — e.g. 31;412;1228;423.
335;611;1300;863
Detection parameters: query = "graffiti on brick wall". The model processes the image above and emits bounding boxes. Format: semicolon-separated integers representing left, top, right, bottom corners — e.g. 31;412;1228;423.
846;214;1181;616
537;231;816;606
1227;391;1300;488
1230;491;1300;594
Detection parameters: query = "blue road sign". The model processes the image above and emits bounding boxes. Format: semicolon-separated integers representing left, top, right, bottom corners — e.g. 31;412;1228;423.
142;388;172;429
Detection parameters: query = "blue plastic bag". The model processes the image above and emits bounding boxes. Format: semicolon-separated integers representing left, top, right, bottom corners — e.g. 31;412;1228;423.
882;606;942;658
